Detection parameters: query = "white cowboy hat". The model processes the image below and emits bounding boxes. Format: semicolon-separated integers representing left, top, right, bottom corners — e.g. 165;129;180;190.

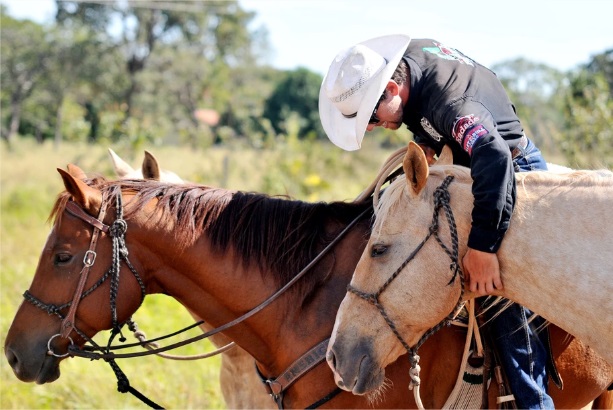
319;34;411;151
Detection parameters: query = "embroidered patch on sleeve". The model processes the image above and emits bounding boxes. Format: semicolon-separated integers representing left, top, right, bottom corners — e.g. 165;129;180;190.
422;42;475;66
462;124;489;155
452;114;479;144
420;117;443;141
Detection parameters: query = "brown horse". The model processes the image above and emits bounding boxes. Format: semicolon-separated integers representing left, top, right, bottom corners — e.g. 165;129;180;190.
108;149;270;408
4;167;612;408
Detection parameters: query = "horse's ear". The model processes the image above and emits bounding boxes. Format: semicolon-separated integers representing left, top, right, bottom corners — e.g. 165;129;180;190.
436;145;454;166
142;150;161;181
108;148;134;178
57;168;102;214
67;164;88;180
403;141;429;196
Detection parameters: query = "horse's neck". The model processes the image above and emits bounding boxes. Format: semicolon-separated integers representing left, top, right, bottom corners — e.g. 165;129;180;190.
134;216;368;375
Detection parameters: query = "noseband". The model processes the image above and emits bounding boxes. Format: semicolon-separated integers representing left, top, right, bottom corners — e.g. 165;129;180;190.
346;175;466;389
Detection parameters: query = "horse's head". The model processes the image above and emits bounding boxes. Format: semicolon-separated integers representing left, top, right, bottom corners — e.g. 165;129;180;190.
327;142;473;394
4;165;146;384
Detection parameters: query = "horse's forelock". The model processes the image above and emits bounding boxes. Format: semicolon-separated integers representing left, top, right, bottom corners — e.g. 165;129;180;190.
373;165;472;233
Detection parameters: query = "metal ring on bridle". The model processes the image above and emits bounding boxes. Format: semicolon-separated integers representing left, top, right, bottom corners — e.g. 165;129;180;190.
47;333;75;358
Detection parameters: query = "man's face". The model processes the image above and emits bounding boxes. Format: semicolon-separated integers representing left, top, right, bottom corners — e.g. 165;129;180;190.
365;85;404;132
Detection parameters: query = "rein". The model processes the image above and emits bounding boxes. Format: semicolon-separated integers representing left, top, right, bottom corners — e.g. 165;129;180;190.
24;184;373;409
66;204;372;361
347;175;466;406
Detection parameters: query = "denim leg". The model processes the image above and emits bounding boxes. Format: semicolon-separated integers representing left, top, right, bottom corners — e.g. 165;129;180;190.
493;138;553;408
513;138;548;172
488;303;554;409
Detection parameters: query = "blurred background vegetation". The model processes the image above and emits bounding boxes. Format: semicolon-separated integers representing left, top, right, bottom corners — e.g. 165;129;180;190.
1;1;612;409
1;1;611;168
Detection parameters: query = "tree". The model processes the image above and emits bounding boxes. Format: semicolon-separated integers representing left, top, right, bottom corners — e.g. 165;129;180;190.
585;49;613;97
0;14;52;146
561;65;613;168
55;0;260;122
492;58;567;155
263;67;323;140
42;25;125;145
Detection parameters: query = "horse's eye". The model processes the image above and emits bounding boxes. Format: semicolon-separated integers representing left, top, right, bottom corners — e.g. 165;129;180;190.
54;253;73;266
371;244;388;258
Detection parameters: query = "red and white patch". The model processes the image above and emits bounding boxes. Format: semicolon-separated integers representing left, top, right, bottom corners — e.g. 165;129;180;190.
462;124;489;155
452;114;479;144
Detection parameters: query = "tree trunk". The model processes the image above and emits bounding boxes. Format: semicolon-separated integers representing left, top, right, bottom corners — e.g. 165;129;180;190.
7;98;23;148
54;101;63;149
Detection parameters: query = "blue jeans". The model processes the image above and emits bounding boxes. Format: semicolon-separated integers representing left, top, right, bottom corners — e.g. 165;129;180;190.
489;137;554;409
513;138;548;172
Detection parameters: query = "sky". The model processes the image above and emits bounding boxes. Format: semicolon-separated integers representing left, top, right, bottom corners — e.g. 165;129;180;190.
2;0;612;75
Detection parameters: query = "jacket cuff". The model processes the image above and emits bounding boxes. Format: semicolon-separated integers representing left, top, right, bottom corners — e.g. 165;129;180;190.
467;226;505;253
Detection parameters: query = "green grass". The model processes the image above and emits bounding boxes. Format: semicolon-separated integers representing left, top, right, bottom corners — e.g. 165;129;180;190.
0;137;396;409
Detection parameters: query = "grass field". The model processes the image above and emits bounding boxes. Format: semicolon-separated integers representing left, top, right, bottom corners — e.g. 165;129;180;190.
0;137;396;409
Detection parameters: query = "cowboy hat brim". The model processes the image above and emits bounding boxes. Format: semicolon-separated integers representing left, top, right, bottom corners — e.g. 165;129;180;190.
319;34;411;151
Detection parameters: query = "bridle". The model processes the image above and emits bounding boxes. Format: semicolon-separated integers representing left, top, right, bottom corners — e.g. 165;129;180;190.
24;187;147;350
22;183;373;409
346;175;466;397
23;187;157;406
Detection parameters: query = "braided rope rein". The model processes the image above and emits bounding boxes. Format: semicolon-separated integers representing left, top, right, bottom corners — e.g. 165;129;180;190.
347;175;466;407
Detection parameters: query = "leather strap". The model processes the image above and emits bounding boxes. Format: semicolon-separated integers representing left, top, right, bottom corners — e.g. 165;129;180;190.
256;338;330;408
543;325;563;389
511;134;528;159
65;201;110;233
60;198;109;338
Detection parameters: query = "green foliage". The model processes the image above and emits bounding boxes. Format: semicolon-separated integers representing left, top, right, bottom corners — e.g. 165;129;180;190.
3;3;612;164
263;68;324;139
561;68;613;168
586;49;613;96
492;58;567;155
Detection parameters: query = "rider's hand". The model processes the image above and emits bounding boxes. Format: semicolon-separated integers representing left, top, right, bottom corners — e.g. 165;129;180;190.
417;144;437;166
462;247;503;296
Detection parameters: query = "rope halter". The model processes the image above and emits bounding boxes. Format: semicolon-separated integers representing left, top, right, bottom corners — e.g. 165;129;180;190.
347;175;466;389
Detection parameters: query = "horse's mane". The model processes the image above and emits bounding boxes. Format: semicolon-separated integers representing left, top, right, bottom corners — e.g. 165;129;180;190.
373;165;472;224
51;176;373;292
516;168;613;187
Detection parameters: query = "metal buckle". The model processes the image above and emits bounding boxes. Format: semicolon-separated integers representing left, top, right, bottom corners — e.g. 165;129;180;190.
266;379;283;396
83;250;97;267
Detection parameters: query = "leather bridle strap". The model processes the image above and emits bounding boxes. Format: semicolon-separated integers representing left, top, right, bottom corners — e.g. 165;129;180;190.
255;338;331;409
60;198;110;339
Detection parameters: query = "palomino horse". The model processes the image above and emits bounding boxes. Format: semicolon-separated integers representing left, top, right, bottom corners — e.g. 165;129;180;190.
4;166;612;408
107;149;270;408
328;141;613;396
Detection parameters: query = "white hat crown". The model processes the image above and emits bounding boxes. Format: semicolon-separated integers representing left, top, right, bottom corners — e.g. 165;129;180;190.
323;45;386;118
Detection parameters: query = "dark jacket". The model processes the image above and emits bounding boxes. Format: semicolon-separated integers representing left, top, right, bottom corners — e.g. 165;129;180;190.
402;38;522;253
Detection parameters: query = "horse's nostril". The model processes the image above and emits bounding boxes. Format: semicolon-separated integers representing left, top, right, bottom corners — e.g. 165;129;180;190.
5;347;19;370
327;350;337;369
